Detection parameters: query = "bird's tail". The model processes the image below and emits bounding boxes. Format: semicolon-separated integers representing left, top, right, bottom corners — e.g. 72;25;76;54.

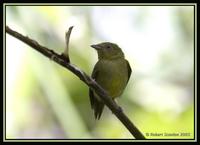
89;89;104;119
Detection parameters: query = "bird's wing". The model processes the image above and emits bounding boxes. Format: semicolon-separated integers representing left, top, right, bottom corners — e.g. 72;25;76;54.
89;67;98;108
89;64;104;119
126;60;132;83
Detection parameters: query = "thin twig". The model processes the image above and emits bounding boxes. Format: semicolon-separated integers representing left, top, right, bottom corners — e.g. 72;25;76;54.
61;26;74;63
5;26;146;139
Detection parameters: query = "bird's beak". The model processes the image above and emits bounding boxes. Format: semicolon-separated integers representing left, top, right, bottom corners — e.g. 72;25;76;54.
91;44;101;50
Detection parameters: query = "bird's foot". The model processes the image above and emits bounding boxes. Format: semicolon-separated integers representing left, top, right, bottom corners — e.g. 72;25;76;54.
117;106;123;113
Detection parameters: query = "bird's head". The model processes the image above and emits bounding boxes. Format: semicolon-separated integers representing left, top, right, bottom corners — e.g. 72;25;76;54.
91;42;124;60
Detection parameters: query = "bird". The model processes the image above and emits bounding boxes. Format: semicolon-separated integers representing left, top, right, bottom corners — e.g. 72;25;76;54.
89;42;132;119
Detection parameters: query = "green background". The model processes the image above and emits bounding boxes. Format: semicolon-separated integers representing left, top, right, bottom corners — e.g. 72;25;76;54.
5;5;194;139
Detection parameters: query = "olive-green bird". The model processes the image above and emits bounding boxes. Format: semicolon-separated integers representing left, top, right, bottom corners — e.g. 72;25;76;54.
89;42;132;119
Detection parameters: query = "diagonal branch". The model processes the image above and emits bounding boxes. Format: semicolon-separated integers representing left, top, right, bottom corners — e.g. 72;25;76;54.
5;26;146;139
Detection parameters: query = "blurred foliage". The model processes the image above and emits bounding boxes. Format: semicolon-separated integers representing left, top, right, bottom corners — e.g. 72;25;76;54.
5;5;195;139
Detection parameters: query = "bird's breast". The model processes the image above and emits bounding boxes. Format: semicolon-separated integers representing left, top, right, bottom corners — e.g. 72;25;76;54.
96;59;128;98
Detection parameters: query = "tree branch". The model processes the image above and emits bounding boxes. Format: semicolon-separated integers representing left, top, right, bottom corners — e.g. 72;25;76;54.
6;26;146;139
